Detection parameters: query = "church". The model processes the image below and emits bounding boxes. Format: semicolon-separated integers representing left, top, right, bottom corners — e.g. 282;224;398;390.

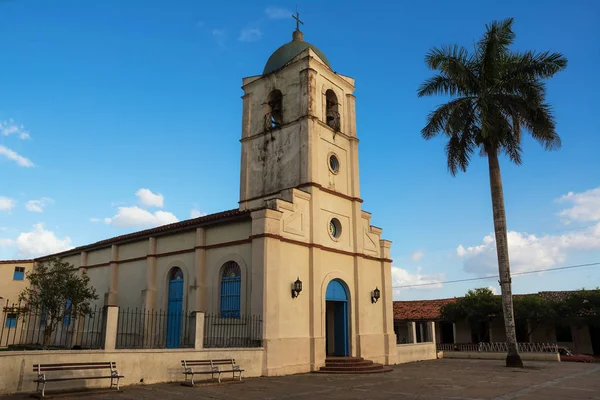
40;22;397;375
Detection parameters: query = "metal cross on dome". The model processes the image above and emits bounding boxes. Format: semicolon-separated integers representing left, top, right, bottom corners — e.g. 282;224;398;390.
292;10;303;31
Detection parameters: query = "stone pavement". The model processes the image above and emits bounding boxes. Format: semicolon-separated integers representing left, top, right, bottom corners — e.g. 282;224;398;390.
4;359;600;400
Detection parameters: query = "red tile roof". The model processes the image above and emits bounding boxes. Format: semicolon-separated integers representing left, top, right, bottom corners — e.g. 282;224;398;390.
393;290;591;321
36;207;259;260
393;298;456;321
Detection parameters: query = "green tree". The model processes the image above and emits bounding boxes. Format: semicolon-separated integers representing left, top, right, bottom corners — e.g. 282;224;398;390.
440;288;502;342
417;18;567;367
564;289;600;325
19;257;99;346
513;295;560;339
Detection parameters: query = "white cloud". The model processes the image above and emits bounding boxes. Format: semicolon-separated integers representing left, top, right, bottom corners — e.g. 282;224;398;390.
557;187;600;224
190;209;207;218
487;286;499;295
457;222;600;274
411;250;424;262
0;145;34;167
135;188;164;208
458;187;600;275
104;206;178;228
0;119;30;140
89;217;101;223
391;266;445;294
0;197;16;211
2;223;73;257
265;7;292;19
239;28;262;42
25;197;53;213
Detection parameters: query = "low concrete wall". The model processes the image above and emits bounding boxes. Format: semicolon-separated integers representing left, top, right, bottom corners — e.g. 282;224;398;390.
395;342;437;364
0;348;265;395
440;351;560;362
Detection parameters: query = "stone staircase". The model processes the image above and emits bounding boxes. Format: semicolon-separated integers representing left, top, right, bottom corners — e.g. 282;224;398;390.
317;357;393;374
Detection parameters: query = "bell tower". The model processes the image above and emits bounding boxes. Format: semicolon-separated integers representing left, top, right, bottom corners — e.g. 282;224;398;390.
238;24;361;211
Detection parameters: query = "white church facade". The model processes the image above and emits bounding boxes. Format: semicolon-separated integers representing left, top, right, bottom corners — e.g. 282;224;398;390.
39;26;398;375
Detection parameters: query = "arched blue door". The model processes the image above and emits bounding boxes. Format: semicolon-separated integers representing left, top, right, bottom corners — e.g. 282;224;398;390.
166;268;184;348
326;279;349;357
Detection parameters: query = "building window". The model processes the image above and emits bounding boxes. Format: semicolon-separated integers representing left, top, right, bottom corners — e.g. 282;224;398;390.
264;89;283;130
555;325;573;342
5;313;17;328
325;89;340;131
63;299;72;327
170;267;184;281
13;266;25;281
220;261;241;318
329;218;342;239
328;153;340;174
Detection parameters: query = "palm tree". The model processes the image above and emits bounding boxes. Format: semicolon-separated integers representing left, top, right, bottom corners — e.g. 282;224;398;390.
417;18;567;367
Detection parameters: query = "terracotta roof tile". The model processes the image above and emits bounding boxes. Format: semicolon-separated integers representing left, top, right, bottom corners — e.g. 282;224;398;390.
393;290;595;321
36;207;260;260
393;298;456;321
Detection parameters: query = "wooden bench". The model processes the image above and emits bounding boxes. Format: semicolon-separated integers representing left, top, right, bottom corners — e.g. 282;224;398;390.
33;361;124;397
181;359;244;386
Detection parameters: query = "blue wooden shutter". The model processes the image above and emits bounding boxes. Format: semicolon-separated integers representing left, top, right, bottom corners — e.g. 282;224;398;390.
220;262;241;318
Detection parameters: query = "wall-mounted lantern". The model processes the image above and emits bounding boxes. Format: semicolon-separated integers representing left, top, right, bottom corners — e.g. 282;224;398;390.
291;277;303;298
371;287;381;304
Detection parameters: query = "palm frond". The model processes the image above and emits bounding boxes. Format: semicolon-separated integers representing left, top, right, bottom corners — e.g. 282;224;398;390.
446;132;475;176
421;97;475;139
418;74;464;97
524;102;562;150
478;17;515;82
504;51;568;81
423;45;479;94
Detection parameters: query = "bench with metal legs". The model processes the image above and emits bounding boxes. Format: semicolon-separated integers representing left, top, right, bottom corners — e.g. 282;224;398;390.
33;361;124;397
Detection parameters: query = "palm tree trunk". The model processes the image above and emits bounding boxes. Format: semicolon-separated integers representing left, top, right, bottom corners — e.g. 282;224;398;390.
487;147;523;368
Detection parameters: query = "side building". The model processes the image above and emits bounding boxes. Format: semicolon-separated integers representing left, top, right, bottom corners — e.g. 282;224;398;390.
393;291;600;356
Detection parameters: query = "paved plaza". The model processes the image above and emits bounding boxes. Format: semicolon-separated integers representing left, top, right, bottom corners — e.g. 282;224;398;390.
4;359;600;400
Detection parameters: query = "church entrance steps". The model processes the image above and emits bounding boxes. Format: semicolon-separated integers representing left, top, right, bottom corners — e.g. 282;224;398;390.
317;357;393;374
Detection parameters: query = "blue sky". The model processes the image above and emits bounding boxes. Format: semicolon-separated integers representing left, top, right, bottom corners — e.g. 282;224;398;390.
1;0;599;300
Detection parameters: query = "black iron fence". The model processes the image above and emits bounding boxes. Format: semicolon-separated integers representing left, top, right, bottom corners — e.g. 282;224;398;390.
116;308;194;349
203;314;262;348
0;300;105;350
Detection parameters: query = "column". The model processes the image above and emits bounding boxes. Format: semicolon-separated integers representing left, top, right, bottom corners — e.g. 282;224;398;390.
106;245;119;306
408;322;417;344
141;238;157;347
428;321;436;344
192;228;206;312
193;311;205;349
250;209;282;375
453;322;457;344
142;237;157;311
380;240;396;364
72;252;88;347
103;306;119;350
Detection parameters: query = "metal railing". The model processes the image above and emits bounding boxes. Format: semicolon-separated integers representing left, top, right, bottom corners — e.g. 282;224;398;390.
437;342;559;353
116;308;194;349
203;314;262;348
0;300;105;350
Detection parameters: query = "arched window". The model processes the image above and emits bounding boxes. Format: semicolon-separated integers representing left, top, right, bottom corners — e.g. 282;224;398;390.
220;261;241;318
264;90;283;130
169;267;184;281
325;89;340;131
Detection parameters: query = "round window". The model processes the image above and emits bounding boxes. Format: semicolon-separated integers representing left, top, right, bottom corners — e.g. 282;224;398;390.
329;154;340;174
329;218;342;239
